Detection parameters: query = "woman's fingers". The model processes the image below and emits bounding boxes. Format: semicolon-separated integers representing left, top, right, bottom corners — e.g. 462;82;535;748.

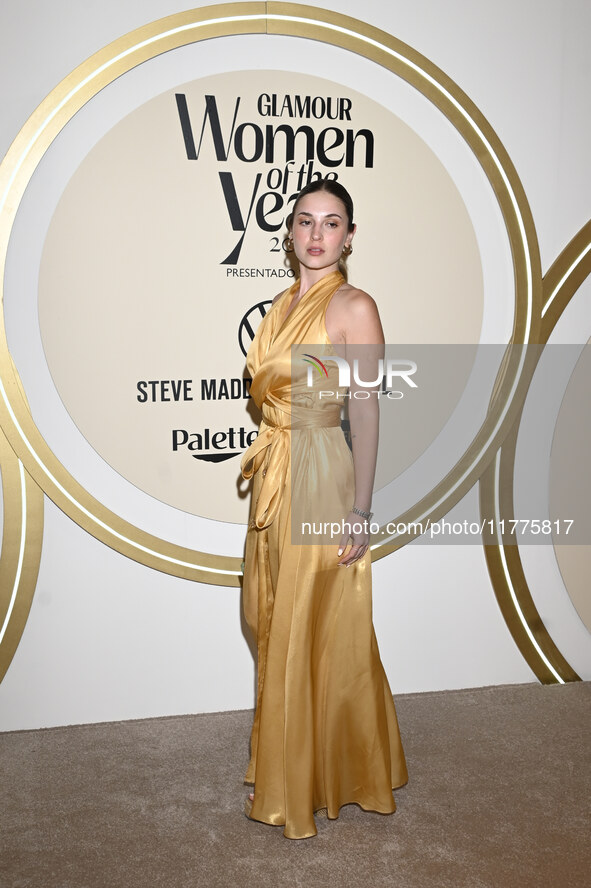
337;530;351;556
337;542;368;566
337;512;370;565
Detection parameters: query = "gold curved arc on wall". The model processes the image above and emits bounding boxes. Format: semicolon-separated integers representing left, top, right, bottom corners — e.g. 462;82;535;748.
0;427;44;683
479;219;591;683
541;220;591;335
0;3;540;582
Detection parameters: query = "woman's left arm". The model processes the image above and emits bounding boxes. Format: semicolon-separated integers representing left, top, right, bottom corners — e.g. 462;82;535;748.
337;290;385;566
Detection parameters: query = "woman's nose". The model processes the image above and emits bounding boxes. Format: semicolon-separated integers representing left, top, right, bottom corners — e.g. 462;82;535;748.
311;227;322;240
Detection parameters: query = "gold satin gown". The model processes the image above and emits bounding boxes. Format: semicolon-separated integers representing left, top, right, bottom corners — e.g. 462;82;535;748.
240;269;408;839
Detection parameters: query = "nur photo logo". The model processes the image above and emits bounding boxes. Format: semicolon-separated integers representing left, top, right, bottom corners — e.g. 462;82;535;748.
303;353;418;399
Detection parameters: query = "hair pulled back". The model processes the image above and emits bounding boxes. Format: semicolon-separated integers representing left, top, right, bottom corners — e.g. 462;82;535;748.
287;178;355;233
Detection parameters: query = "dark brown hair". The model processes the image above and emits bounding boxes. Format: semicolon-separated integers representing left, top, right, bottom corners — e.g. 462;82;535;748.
287;178;355;233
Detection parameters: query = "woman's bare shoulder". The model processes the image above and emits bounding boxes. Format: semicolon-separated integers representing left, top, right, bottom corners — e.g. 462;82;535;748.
334;282;380;317
330;282;383;342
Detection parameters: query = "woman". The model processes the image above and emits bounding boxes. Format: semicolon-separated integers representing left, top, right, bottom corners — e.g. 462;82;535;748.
241;178;407;839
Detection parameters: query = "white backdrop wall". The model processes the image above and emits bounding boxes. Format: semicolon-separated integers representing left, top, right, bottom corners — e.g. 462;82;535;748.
0;0;589;730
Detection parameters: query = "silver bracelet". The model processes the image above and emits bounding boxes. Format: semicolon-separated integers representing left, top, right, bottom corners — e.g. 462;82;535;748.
351;506;373;521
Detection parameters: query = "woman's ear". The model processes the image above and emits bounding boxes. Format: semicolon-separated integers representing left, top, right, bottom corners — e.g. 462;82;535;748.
346;223;357;247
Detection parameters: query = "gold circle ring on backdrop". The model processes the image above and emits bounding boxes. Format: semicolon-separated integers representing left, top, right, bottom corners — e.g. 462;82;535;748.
0;2;541;584
479;220;591;684
0;420;44;683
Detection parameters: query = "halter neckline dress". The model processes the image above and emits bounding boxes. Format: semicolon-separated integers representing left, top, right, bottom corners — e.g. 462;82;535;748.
241;269;408;839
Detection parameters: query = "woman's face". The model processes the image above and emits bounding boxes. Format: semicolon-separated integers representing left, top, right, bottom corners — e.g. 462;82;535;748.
291;190;355;274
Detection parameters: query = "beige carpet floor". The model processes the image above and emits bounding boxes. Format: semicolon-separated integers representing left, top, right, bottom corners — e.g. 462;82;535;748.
1;681;589;888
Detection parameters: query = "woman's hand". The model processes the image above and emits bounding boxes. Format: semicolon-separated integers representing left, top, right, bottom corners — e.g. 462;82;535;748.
337;510;370;567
